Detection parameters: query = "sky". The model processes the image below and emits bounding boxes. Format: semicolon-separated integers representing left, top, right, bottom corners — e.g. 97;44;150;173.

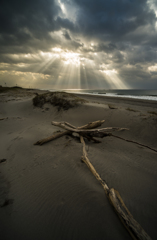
0;0;157;89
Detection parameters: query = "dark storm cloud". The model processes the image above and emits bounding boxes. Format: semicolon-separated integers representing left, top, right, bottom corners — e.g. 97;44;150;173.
62;30;71;40
0;0;60;54
0;0;76;54
73;0;156;40
118;65;157;88
96;43;117;53
56;17;75;31
0;0;60;35
1;0;156;54
0;0;157;88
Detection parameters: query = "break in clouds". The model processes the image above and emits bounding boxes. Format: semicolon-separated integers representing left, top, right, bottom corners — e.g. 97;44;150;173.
0;0;157;89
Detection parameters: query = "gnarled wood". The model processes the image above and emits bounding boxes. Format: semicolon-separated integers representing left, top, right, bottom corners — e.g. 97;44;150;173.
34;120;106;145
80;133;101;143
77;120;105;129
108;188;152;240
56;120;105;130
80;135;152;240
51;121;128;135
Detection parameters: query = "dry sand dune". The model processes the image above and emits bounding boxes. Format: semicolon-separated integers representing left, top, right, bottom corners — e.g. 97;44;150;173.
0;88;157;239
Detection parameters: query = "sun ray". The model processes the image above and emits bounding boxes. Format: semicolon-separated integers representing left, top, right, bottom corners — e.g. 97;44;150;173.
100;69;128;89
99;63;128;89
33;52;59;74
76;63;81;89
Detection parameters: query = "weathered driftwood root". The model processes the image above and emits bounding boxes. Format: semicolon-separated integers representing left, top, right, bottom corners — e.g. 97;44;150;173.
80;135;152;240
80;133;102;143
108;189;152;240
34;120;107;145
111;134;157;153
51;121;129;137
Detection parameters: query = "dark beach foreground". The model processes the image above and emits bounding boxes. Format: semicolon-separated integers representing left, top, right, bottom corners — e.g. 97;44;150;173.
0;88;157;240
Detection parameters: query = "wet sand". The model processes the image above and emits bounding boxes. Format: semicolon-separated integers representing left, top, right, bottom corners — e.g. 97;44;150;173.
0;88;157;239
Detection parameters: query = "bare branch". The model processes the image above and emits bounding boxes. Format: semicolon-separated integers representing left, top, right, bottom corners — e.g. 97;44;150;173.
34;120;106;145
51;121;129;135
80;135;152;240
34;130;70;145
111;134;157;153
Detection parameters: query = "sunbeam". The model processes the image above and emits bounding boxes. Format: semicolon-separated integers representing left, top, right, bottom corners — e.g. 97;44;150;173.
99;63;128;89
34;52;59;74
51;49;81;89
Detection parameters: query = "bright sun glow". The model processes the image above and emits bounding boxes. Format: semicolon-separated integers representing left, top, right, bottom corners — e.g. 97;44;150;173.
51;48;80;66
148;65;157;72
19;48;128;89
58;0;66;14
62;52;80;65
100;69;117;75
52;47;62;52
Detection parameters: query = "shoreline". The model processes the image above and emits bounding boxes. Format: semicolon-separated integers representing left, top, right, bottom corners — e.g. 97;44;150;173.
75;93;157;108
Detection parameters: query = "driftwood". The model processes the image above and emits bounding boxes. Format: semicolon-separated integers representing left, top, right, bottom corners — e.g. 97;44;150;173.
34;120;152;239
80;135;109;193
51;121;129;139
34;120;106;145
34;130;70;145
64;120;105;130
0;117;8;121
80;135;151;240
111;134;157;153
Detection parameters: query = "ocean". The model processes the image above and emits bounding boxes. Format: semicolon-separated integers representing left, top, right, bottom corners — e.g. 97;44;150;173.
60;89;157;101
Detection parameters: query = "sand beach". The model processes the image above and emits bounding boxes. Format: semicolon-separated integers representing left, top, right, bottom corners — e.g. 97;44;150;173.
0;87;157;240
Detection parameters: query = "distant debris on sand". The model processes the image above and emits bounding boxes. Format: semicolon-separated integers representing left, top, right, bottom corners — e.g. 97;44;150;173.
0;159;7;163
1;199;14;208
0;117;8;121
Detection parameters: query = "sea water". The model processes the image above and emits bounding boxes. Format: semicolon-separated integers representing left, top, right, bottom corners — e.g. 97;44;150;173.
61;89;157;101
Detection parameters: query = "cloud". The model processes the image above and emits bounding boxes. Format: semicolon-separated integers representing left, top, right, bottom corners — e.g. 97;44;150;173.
0;0;60;34
62;30;71;40
73;0;156;39
0;0;157;89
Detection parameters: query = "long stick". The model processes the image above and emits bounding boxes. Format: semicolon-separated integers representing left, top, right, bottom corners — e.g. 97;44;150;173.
111;134;157;153
80;135;152;240
34;130;70;145
57;120;105;130
80;135;109;193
